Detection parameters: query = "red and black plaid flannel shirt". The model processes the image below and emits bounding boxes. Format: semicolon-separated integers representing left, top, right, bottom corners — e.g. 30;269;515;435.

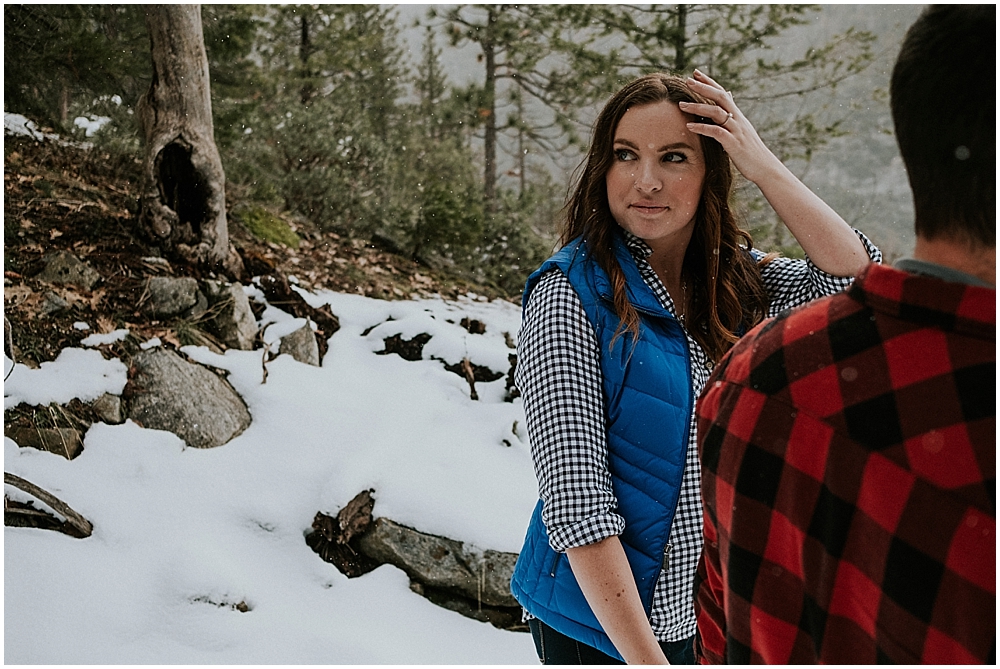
694;263;995;664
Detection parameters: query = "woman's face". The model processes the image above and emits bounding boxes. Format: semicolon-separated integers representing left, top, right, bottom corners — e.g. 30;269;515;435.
605;101;706;253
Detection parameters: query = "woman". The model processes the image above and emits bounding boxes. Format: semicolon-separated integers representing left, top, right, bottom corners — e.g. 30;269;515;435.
509;71;881;664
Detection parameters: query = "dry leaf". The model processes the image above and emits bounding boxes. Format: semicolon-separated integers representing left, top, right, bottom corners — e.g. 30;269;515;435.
87;289;106;310
162;330;181;348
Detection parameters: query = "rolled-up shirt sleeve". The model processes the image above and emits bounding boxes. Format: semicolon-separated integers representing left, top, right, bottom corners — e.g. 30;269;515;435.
759;229;882;314
515;269;625;552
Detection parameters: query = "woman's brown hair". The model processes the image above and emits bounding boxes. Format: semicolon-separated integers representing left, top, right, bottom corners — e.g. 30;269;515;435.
562;73;769;363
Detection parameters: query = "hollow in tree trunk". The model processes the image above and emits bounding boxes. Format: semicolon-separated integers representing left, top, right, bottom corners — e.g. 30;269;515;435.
137;4;243;278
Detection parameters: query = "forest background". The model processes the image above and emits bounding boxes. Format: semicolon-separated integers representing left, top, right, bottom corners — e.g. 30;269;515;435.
5;4;923;298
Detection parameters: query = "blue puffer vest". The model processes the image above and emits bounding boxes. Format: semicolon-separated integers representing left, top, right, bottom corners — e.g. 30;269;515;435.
510;234;693;661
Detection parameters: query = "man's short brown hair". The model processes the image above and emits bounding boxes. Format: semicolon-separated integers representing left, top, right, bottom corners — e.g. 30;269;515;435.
891;5;995;246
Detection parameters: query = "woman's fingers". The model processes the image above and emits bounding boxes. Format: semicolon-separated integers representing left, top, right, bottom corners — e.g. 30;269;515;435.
689;70;735;106
677;101;730;124
691;68;725;93
685;120;730;144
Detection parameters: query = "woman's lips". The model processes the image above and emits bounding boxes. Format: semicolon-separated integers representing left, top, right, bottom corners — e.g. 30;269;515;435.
630;202;668;213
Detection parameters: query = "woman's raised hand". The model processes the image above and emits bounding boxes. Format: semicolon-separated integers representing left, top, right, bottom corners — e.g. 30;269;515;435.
682;70;870;276
679;69;783;186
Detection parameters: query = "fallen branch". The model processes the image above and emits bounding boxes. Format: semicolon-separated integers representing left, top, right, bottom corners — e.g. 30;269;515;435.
4;472;93;538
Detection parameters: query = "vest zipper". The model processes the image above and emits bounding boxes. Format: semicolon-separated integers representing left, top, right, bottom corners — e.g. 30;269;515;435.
662;543;672;572
549;552;562;577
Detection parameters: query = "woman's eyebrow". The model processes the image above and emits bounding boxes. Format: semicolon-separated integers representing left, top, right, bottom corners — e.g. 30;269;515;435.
613;138;695;152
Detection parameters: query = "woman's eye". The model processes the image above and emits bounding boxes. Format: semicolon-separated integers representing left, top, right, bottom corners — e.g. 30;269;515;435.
614;149;635;161
663;152;685;163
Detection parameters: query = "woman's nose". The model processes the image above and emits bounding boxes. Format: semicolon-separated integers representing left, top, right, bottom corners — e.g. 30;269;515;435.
632;162;661;193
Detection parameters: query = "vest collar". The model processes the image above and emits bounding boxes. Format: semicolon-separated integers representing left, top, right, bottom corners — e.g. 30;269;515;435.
591;231;675;321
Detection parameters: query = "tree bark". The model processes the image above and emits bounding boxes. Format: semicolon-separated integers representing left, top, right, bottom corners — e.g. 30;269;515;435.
137;4;243;279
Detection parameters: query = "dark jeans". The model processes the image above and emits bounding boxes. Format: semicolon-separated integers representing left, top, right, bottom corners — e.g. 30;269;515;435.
528;618;696;665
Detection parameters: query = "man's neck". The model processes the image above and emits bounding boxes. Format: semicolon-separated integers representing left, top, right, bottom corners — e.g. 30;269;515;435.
912;235;996;287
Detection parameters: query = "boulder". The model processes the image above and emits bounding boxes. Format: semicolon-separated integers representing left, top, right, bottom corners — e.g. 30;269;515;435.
279;322;320;366
7;427;84;460
36;251;101;291
126;348;251;449
203;280;258;351
143;276;205;319
357;517;519;609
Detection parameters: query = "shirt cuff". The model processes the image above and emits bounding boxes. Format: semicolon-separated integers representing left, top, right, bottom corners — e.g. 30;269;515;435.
805;228;882;290
547;512;626;553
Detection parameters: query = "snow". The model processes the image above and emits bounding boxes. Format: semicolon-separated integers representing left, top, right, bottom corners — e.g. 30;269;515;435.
80;327;130;347
4;347;128;409
4;112;52;141
4;111;89;148
73;114;112;137
4;288;541;664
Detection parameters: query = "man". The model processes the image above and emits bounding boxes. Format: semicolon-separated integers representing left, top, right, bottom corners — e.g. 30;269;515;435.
693;5;994;664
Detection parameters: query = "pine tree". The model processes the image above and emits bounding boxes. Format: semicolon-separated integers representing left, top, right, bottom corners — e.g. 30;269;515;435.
4;5;148;128
593;4;877;163
431;4;617;210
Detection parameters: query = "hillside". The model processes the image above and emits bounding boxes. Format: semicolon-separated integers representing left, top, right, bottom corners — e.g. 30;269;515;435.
3;122;518;373
4;120;541;664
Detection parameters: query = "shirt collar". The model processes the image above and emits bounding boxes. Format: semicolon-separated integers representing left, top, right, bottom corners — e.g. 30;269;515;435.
894;257;993;288
620;229;653;261
852;263;995;337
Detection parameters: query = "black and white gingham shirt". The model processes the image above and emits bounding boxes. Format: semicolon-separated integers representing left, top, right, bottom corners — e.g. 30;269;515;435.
516;229;881;642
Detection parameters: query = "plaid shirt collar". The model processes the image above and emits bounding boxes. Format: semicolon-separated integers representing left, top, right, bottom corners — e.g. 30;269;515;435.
851;263;995;338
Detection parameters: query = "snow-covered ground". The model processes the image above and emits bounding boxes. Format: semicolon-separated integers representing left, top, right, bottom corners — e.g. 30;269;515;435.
4;285;542;664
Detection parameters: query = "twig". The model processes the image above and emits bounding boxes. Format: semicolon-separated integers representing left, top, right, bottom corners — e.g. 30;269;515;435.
260;322;274;384
461;357;479;401
4;316;15;382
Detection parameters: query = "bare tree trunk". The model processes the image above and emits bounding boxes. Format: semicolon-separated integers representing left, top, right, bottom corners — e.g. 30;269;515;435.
482;7;498;212
137;4;243;279
516;92;526;199
673;5;689;73
299;14;315;105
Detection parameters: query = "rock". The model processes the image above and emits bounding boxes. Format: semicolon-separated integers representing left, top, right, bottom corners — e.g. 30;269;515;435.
36;251;101;291
203;280;258;351
40;291;71;316
7;426;84;460
357;517;519;609
91;393;124;424
126;348;251;449
143;276;204;319
257;272;339;362
279;321;319;366
409;581;526;631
